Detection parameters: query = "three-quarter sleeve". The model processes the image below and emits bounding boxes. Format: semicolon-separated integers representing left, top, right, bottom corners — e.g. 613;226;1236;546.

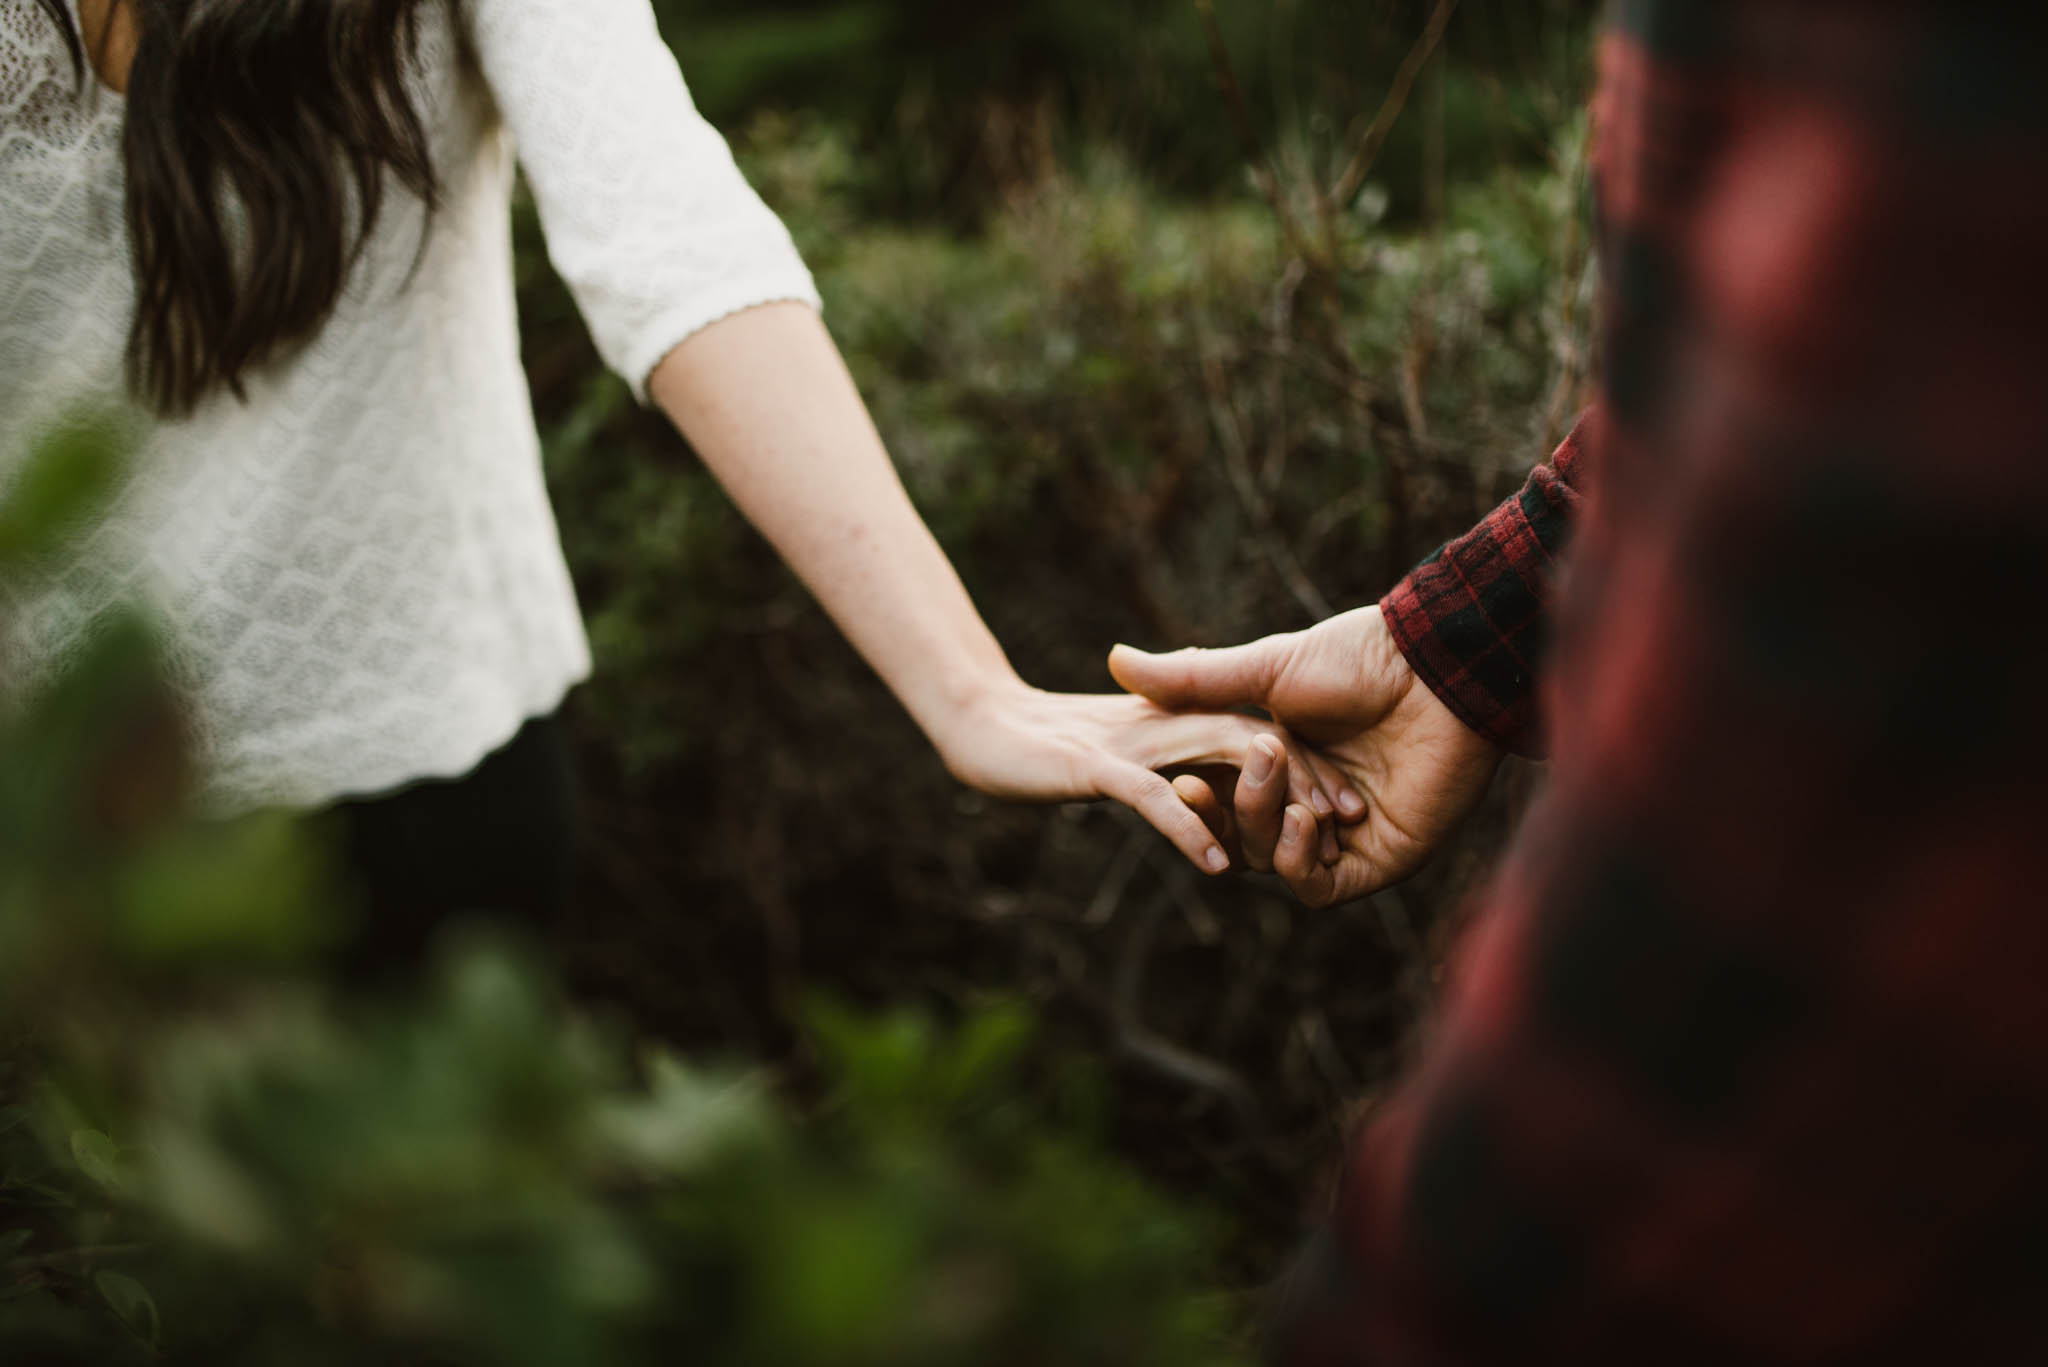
466;0;822;401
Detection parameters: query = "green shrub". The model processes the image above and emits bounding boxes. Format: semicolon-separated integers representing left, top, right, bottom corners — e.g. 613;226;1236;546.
0;429;1250;1366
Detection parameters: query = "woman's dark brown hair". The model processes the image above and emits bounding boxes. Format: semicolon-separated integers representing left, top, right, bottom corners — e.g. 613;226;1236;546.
36;0;445;415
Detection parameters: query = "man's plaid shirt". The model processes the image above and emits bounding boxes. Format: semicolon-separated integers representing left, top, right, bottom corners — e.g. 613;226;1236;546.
1278;2;2048;1362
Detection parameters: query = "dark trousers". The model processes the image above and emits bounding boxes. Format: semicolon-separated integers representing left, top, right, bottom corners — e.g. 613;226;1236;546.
327;711;580;979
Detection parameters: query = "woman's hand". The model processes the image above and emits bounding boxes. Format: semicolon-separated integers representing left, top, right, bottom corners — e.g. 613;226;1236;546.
930;682;1358;875
1110;607;1502;906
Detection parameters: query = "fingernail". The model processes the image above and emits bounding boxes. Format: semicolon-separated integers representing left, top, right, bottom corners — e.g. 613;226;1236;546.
1282;808;1306;844
1205;846;1229;874
1246;740;1276;784
1338;788;1366;819
1310;787;1333;817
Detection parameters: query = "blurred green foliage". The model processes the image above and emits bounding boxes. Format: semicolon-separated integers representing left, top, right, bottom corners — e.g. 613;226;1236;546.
1;436;1249;1367
653;0;1594;222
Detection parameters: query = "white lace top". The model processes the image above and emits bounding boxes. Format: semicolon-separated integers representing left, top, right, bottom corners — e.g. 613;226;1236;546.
0;0;819;813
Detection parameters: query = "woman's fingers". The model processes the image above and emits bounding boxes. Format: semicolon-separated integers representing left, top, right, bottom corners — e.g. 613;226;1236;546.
1273;804;1340;906
1171;773;1236;859
1136;709;1355;830
1232;736;1288;873
1100;703;1357;872
1278;733;1342;836
1099;760;1231;874
1303;748;1367;824
1257;731;1341;861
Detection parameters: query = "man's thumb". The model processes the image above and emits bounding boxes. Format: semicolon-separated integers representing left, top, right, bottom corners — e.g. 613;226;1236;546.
1108;637;1285;710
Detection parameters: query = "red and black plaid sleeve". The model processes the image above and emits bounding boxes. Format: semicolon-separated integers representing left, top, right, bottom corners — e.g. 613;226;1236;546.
1379;417;1591;757
1277;3;2048;1363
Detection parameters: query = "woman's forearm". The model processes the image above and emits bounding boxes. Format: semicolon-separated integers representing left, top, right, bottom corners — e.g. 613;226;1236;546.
646;300;1354;869
646;301;1021;764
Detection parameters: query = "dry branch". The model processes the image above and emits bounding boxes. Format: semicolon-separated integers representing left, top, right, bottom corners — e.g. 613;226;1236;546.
1329;0;1462;216
1195;0;1318;265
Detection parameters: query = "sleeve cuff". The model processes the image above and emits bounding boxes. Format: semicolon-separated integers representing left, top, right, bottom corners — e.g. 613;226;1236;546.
1377;418;1590;758
1379;537;1545;758
625;273;825;406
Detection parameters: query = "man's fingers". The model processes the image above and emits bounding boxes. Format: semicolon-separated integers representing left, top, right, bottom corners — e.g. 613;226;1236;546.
1233;736;1287;873
1108;637;1290;712
1100;762;1230;875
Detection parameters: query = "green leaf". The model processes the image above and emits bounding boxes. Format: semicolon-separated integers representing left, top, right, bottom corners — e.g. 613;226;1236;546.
596;1054;771;1176
94;1269;160;1346
0;412;130;569
69;1129;123;1194
943;1003;1034;1100
111;812;337;965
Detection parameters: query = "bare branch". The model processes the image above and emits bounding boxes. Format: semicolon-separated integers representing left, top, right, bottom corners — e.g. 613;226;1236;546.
1330;0;1461;214
1198;340;1334;621
1084;825;1152;927
1196;0;1317;264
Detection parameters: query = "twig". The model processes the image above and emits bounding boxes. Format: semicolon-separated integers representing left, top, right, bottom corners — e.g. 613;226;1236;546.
1299;486;1373;558
1111;887;1171;1017
1114;1023;1263;1123
1084;826;1152;927
1036;884;1267;1129
1329;0;1461;215
1210;900;1283;1055
1260;258;1308;494
1294;1008;1359;1104
1263;336;1378;412
1152;853;1223;947
1536;126;1595;452
1109;896;1264;1124
1196;0;1317;265
1399;322;1434;449
1198;340;1333;620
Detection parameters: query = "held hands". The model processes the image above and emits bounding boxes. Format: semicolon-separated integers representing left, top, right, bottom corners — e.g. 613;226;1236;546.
1109;607;1502;907
922;606;1496;907
929;681;1358;876
653;306;1465;884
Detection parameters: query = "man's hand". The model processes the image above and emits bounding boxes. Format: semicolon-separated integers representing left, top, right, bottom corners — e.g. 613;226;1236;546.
1109;607;1502;906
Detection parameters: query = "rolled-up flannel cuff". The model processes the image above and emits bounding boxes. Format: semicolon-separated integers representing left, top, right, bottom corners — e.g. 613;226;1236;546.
1378;421;1588;758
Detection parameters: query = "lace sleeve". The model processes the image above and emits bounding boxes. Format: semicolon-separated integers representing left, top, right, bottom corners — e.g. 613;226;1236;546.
466;0;821;402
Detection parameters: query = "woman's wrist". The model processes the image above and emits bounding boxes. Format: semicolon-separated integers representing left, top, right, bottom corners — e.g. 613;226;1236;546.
917;662;1033;778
